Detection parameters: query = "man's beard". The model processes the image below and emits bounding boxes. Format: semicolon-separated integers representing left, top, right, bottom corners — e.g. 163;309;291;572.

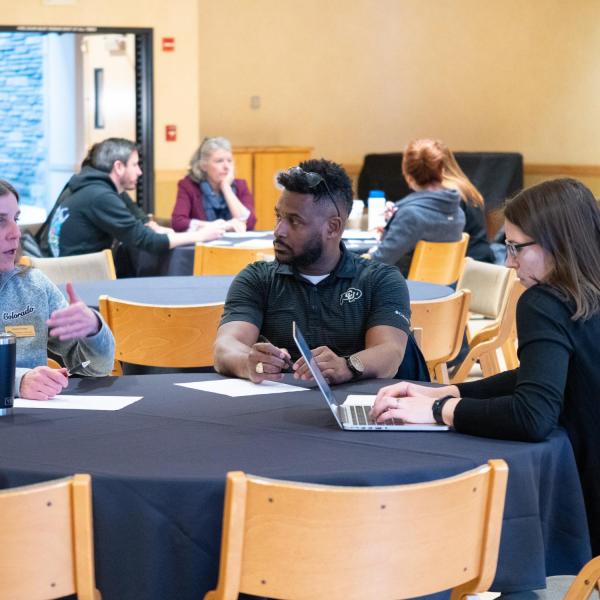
276;238;323;269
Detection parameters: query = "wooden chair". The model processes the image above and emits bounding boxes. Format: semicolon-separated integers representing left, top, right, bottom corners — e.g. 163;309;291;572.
451;279;525;383
564;556;600;599
205;460;508;600
408;232;470;285
193;244;274;276
20;249;116;285
99;295;224;374
457;258;521;374
410;289;471;383
0;474;100;600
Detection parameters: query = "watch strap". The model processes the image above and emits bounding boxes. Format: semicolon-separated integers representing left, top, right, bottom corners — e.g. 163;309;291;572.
432;395;454;425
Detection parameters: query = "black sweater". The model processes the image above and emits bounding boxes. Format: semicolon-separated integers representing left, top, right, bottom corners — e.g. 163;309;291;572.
54;167;169;256
461;200;495;263
456;284;600;554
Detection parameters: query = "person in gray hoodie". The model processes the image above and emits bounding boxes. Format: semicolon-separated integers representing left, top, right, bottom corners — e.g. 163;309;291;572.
369;138;465;275
1;180;115;399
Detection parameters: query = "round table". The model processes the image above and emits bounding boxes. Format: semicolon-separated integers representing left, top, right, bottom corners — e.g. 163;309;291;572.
0;373;591;600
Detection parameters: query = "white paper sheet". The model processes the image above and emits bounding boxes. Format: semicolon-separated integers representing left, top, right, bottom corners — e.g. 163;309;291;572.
175;379;305;397
343;394;376;407
204;240;233;246
223;231;273;239
233;239;274;249
14;395;143;411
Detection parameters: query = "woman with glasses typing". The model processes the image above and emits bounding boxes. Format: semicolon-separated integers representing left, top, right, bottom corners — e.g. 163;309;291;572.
368;138;465;275
370;178;600;555
171;137;256;233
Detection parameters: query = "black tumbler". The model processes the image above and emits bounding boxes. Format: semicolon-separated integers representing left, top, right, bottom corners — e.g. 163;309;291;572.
0;332;16;416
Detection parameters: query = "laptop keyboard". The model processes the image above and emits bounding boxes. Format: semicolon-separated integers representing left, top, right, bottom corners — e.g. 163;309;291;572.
342;404;403;427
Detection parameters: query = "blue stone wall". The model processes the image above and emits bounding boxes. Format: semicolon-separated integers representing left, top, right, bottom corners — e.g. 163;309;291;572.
0;33;46;205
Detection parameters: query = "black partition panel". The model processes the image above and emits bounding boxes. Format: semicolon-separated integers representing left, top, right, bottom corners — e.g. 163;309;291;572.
357;152;523;212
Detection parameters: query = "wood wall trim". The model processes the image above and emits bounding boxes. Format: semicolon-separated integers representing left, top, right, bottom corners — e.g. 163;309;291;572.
524;164;600;176
158;163;600;183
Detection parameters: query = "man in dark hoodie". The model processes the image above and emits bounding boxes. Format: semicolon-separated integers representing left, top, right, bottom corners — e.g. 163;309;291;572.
47;138;224;260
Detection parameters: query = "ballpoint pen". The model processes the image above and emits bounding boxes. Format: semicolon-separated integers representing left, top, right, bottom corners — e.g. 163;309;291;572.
66;360;91;376
257;335;293;370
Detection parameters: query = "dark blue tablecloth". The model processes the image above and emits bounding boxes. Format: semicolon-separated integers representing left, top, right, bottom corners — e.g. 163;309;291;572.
66;276;451;309
0;374;590;600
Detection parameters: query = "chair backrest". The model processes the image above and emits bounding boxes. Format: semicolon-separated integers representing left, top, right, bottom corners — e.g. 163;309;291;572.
408;232;470;285
410;289;471;382
458;257;515;318
99;295;224;369
23;249;116;285
0;474;99;600
193;244;274;276
205;460;508;600
451;279;525;383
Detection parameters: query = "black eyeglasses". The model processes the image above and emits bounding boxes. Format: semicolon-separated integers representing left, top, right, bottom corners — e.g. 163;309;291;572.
287;166;341;218
505;240;536;258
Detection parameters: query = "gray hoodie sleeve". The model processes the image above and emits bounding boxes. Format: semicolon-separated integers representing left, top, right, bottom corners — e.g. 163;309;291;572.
45;282;115;378
371;208;422;266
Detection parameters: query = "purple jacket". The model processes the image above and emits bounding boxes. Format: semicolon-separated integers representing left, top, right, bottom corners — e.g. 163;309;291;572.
171;175;256;231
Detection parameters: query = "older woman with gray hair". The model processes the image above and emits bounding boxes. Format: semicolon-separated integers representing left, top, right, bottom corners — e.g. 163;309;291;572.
171;137;256;232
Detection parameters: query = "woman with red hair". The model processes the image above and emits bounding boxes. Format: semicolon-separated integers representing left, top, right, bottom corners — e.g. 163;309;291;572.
369;138;465;275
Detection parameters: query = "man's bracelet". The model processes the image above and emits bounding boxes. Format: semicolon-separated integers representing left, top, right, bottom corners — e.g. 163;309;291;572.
432;395;455;425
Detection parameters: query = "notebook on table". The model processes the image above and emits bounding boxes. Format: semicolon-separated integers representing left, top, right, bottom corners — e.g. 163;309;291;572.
292;321;448;431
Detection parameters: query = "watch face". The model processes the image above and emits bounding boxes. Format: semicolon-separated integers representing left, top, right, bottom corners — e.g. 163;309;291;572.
349;354;364;373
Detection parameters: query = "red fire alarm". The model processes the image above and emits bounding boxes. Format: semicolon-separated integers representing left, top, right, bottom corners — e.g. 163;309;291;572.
162;37;175;52
165;124;177;142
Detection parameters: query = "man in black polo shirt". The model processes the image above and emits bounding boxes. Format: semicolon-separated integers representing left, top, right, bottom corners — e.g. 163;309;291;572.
214;158;424;384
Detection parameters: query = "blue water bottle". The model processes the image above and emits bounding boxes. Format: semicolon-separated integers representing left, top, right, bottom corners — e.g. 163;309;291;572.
0;332;16;416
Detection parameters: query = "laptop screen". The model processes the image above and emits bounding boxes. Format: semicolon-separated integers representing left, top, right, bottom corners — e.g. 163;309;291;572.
292;321;344;427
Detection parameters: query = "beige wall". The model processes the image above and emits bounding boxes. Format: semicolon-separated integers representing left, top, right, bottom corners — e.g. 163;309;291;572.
0;0;199;171
3;0;600;200
198;0;600;171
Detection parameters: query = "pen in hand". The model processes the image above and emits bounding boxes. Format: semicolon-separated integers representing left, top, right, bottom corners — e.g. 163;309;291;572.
257;335;292;371
65;360;91;377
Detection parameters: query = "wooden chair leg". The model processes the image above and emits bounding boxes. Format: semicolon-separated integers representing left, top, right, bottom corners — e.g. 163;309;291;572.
500;322;519;370
479;352;501;378
433;363;449;384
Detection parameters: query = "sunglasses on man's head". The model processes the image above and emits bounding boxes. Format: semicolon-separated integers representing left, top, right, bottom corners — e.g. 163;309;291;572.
287;166;341;218
505;240;536;258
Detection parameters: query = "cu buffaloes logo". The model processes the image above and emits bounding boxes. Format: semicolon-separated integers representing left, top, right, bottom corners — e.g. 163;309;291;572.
340;287;363;305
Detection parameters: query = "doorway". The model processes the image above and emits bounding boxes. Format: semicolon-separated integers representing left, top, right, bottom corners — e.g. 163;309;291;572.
0;25;153;222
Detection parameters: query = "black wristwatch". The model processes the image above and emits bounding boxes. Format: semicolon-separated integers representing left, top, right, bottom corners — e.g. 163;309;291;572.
432;395;454;425
344;354;365;381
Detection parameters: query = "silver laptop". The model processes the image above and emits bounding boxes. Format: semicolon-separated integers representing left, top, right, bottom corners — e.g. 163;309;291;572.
292;321;448;431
